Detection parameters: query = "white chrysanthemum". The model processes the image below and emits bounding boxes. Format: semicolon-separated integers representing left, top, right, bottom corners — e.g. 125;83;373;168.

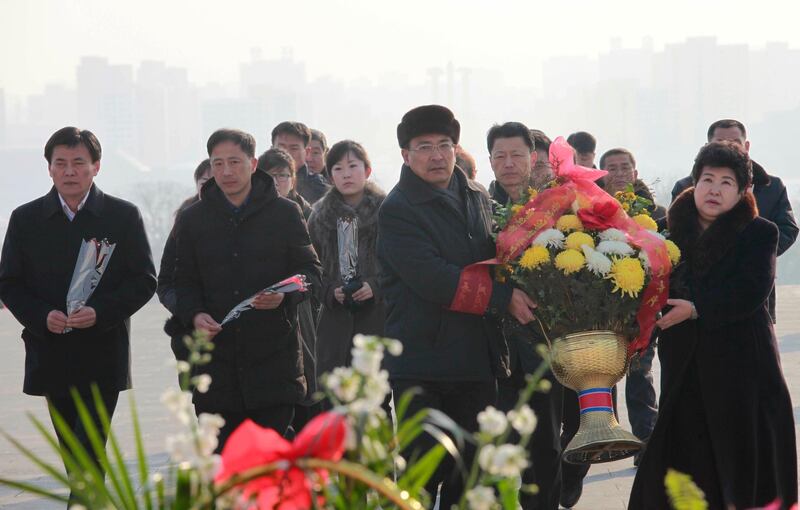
477;406;508;438
582;246;613;276
507;405;538;436
598;228;628;243
596;240;635;256
466;486;497;510
639;250;651;272
646;230;666;241
532;228;565;249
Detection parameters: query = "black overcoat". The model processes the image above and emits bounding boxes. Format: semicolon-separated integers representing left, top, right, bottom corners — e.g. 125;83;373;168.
629;189;797;510
174;171;322;411
377;165;512;382
308;181;386;376
0;185;156;396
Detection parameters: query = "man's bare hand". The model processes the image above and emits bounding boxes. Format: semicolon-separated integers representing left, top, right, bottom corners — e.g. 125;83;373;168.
252;291;285;310
193;313;222;338
66;306;96;329
508;288;537;325
334;287;345;304
47;310;68;334
352;282;374;302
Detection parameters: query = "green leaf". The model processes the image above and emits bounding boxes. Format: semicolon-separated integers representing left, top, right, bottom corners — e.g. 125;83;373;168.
397;443;446;498
0;477;69;504
0;428;71;489
128;391;153;510
497;477;519;509
394;387;423;423
664;468;708;510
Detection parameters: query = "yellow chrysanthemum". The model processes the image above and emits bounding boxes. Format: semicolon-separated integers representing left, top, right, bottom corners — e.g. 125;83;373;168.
565;232;595;252
494;263;513;283
622;202;631;212
608;257;645;298
664;239;681;265
556;214;584;232
554;249;585;275
632;214;658;231
519;245;550;270
511;204;524;215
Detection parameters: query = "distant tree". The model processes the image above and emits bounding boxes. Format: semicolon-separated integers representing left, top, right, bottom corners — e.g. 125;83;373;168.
126;181;194;266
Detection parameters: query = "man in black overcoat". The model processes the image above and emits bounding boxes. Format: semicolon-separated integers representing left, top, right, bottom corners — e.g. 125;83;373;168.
0;127;157;496
378;105;538;508
174;129;322;449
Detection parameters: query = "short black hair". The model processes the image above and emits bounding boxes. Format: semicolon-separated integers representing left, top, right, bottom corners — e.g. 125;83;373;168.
326;140;372;172
193;158;211;182
706;119;747;142
257;148;296;176
530;129;551;154
44;127;102;164
599;148;636;170
310;129;328;151
486;122;534;153
691;141;752;192
206;128;256;158
567;131;596;154
271;121;311;146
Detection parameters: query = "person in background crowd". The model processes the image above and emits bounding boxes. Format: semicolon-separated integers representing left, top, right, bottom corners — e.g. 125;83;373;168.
272;121;331;204
0;127;156;504
309;129;330;181
158;158;212;370
671;118;798;323
175;128;322;449
487;121;563;510
456;144;488;194
256;146;321;432
378;105;538;508
308;140;386;384
598;147;664;466
630;141;797;509
567;131;597;169
257;148;312;219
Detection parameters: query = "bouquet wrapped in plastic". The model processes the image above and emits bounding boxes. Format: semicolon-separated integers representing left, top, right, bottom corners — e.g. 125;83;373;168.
64;238;116;333
221;275;310;326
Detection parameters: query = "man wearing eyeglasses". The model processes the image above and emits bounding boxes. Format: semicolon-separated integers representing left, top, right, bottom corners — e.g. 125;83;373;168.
378;105;538;508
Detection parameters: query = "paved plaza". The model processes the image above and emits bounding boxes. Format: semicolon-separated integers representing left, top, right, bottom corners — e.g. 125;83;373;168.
1;288;799;509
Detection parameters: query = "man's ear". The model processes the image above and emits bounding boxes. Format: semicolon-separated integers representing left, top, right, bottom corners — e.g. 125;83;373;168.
633;169;638;182
401;149;410;166
744;140;751;154
250;157;258;173
92;160;101;177
530;150;538;167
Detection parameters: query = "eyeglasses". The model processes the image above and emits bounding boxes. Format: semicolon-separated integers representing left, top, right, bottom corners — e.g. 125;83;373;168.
409;142;455;156
269;173;292;181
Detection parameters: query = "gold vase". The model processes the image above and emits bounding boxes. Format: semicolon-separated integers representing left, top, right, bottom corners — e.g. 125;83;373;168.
550;330;643;464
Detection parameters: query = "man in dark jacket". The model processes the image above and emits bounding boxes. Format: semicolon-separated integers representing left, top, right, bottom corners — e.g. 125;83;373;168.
272;121;331;204
487;121;564;510
671;119;798;323
175;129;322;448
378;105;538;508
0;126;157;496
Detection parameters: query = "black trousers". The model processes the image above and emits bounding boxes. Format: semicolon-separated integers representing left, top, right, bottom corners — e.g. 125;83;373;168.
47;387;120;507
625;340;658;441
195;404;295;453
497;366;563;510
391;378;497;510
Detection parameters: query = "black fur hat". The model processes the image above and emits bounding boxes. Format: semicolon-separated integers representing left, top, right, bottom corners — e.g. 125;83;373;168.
396;105;460;149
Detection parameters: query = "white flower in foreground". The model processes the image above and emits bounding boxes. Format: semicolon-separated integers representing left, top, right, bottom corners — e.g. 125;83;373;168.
532;228;565;249
193;374;212;393
465;486;497;510
489;444;529;478
582;246;613;276
477;406;508;438
160;388;193;425
596;240;634;256
478;444;497;472
387;339;403;356
351;347;383;376
598;228;628;243
507;405;538;436
325;367;360;403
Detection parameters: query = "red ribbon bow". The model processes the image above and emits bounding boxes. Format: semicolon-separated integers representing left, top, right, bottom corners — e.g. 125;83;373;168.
215;411;348;509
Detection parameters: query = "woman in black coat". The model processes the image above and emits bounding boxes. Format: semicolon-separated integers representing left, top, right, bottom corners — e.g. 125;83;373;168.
629;142;797;509
308;140;386;378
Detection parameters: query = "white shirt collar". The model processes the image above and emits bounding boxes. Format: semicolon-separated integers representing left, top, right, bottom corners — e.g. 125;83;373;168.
58;192;90;221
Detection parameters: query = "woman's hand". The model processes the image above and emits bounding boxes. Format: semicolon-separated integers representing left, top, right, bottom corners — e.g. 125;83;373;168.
352;282;374;302
656;299;695;330
334;287;345;304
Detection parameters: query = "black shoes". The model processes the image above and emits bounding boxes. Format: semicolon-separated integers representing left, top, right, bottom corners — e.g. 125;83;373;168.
559;478;583;508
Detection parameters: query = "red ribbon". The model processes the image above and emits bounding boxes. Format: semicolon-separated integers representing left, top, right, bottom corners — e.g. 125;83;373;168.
215;411;348;509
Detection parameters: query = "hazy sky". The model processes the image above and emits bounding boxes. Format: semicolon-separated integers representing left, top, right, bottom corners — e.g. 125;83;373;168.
3;0;800;97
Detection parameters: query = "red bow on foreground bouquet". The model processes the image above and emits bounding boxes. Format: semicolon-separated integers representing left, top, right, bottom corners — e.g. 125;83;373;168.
215;412;347;509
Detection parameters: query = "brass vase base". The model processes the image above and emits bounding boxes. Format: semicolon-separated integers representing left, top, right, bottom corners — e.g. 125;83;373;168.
550;330;643;464
562;409;642;464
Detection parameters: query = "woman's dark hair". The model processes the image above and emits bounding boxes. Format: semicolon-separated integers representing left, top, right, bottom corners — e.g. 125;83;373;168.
207;128;256;158
486;122;534;153
691;141;752;192
257;148;296;176
326;140;371;172
44;127;102;164
193;158;211;183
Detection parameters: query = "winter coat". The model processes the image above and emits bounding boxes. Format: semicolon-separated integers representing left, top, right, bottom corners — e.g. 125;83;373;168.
174;171;322;411
629;189;797;510
377;165;513;382
288;189;313;220
308;181;386;376
671;161;798;322
295;164;331;205
0;185;157;396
